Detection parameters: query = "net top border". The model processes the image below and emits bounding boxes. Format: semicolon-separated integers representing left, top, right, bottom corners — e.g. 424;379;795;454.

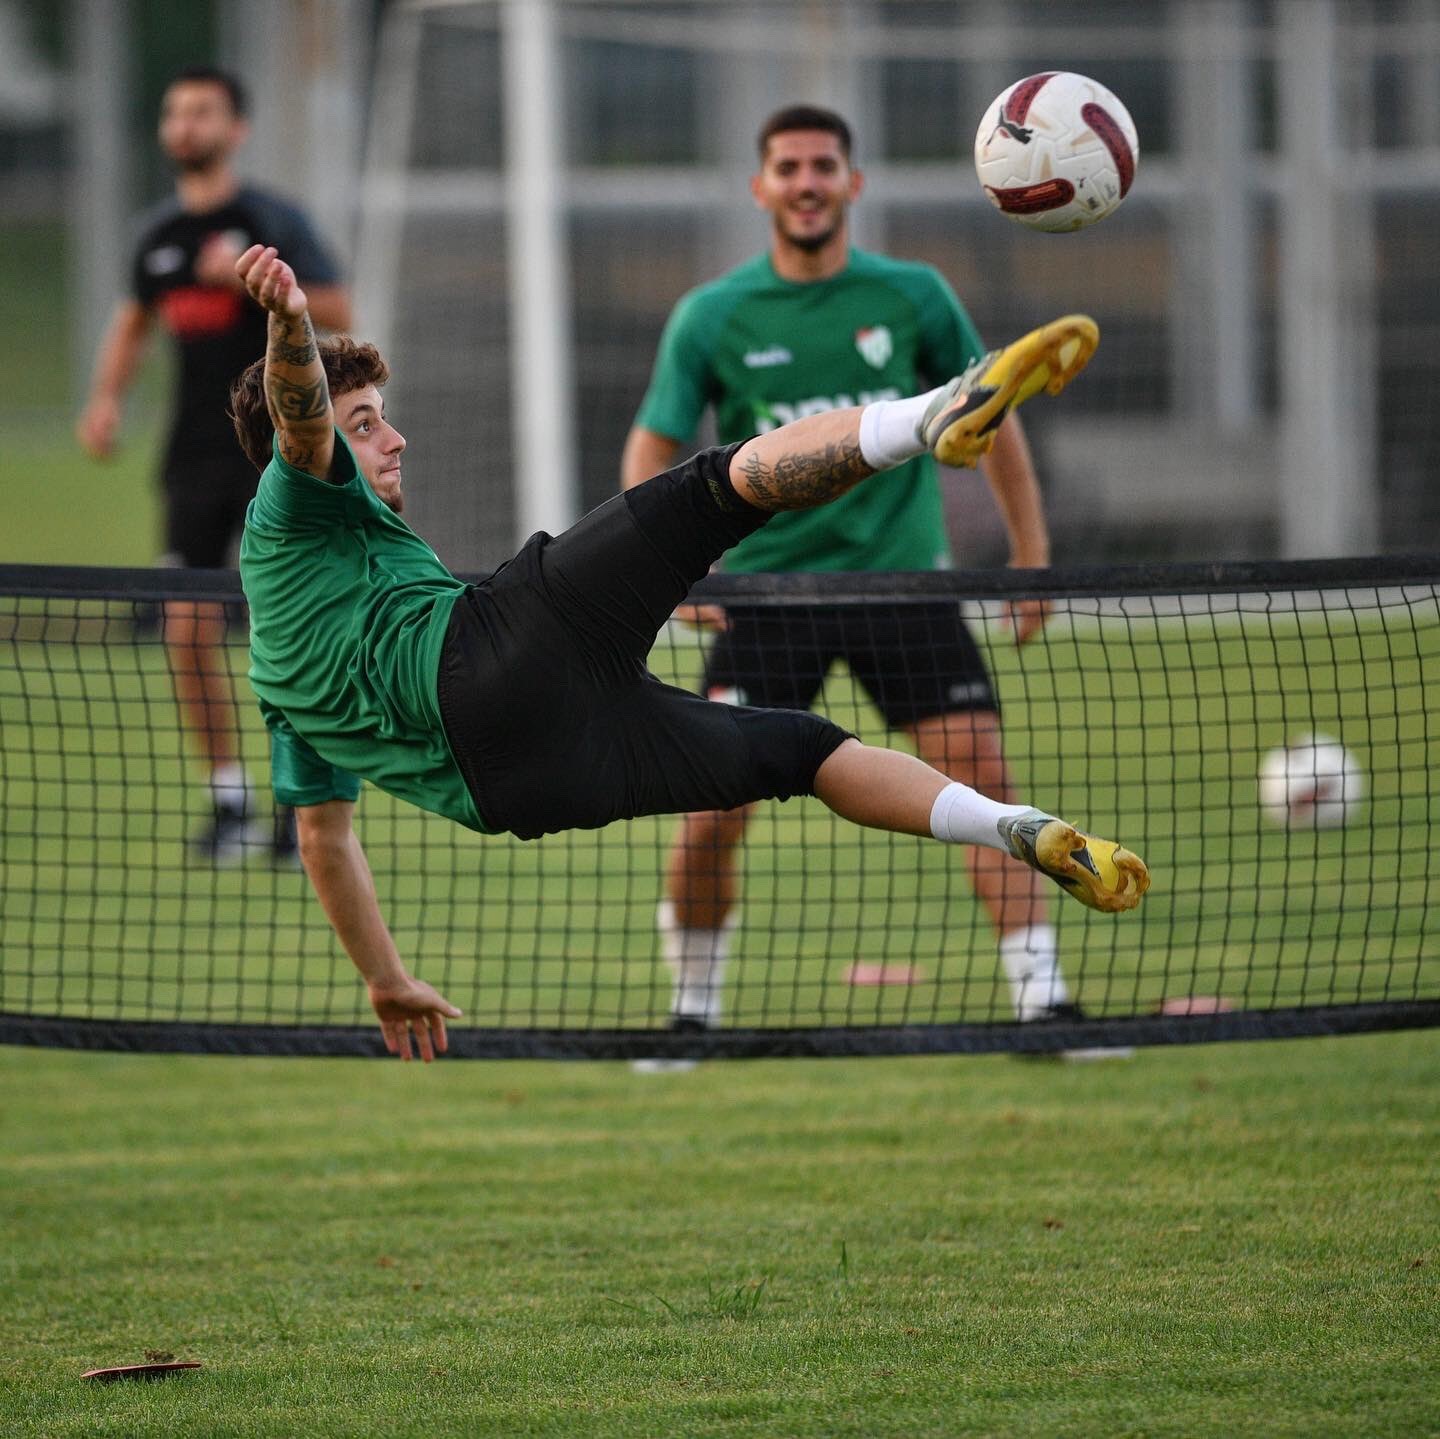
1;554;1437;603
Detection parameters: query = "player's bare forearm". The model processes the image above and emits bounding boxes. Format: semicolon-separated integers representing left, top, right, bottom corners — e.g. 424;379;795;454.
729;407;874;511
296;803;405;984
295;801;460;1061
90;301;151;399
979;415;1053;645
76;302;152;458
620;426;682;491
264;309;333;472
980;415;1050;567
237;244;335;478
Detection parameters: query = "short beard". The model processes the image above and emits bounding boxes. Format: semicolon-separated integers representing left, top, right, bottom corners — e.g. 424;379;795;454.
781;217;840;253
169;147;226;176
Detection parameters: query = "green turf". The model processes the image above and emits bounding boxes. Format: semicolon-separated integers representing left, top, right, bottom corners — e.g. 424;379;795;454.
1;220;168;567
4;416;163;567
1;1036;1436;1437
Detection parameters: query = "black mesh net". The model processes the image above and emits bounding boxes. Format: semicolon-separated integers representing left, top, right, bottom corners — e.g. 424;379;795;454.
2;558;1436;1057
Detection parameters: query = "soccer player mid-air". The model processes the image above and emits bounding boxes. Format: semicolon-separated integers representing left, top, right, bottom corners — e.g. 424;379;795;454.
229;243;1148;1062
622;106;1097;1062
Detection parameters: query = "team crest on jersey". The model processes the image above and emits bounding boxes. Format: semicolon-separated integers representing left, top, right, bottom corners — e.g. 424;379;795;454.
855;325;893;369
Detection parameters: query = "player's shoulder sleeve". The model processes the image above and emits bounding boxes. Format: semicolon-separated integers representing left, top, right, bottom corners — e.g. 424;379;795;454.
260;700;363;807
127;197;183;306
633;277;743;443
246;428;365;535
871;255;985;382
241;186;343;286
913;263;985;379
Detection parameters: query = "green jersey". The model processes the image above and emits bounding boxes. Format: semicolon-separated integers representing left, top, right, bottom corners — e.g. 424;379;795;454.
635;247;984;573
240;431;488;832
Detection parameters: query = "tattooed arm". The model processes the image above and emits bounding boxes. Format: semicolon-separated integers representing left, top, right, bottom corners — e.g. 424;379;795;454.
235;244;335;480
728;406;875;512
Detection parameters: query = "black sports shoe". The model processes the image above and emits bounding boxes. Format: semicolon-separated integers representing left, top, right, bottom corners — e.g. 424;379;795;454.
1020;1002;1134;1063
189;801;265;867
271;805;301;869
631;1014;708;1075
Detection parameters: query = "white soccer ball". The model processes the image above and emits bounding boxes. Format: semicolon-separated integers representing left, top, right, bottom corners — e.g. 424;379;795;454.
974;72;1139;232
1257;734;1365;830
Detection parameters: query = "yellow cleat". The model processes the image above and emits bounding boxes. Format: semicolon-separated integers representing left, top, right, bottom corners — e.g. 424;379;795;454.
921;315;1100;468
998;809;1150;914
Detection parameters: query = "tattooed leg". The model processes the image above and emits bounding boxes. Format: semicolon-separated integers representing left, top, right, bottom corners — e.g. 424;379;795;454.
728;407;876;513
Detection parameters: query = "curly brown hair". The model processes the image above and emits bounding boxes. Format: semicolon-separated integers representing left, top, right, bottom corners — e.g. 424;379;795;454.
229;337;390;472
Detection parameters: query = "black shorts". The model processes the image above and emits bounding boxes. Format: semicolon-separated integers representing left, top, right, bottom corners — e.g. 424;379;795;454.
162;450;260;568
436;445;851;840
703;601;997;727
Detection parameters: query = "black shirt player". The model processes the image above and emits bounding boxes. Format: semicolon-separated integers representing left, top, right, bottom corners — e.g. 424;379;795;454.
77;66;351;865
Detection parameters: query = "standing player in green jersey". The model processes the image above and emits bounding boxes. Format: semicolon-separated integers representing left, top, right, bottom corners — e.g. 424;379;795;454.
621;105;1096;1058
230;242;1145;1062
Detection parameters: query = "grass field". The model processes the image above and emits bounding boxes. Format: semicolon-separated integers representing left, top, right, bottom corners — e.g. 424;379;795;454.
1;222;165;568
2;260;1437;1431
3;1035;1437;1437
4;584;1438;1436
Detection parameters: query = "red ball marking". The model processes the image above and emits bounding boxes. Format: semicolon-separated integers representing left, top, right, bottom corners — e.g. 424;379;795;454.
1004;72;1058;125
1081;101;1136;197
987;178;1076;215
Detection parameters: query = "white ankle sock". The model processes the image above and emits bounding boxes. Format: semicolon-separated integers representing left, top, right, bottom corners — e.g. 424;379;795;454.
210;762;249;813
858;387;945;470
929;782;1030;851
657;900;738;1022
998;923;1068;1020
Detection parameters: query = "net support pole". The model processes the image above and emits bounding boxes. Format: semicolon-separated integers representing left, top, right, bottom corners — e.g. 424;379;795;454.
1276;0;1378;557
500;0;579;542
68;0;132;409
1175;0;1256;436
350;2;422;360
220;0;368;265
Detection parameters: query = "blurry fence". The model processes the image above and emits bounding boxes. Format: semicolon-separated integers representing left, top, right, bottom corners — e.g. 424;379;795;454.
353;0;1440;571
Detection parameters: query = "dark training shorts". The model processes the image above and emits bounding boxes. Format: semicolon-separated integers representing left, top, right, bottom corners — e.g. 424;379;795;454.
436;445;852;840
163;450;261;568
703;601;997;728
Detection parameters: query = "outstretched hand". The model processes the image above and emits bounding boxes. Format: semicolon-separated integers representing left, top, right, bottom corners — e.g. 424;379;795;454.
236;244;309;318
368;976;463;1062
999;596;1053;647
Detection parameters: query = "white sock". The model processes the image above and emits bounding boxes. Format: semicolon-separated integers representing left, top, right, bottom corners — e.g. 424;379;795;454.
657;899;737;1023
210;762;250;813
929;782;1031;851
998;924;1068;1020
858;387;945;470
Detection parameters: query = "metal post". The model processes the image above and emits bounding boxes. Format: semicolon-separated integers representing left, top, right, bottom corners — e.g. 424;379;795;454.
69;0;132;406
501;0;578;541
349;1;422;357
1276;0;1376;556
218;0;366;262
706;3;793;273
1175;0;1255;434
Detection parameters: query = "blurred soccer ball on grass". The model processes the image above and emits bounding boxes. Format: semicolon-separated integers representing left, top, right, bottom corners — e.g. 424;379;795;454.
1258;734;1365;829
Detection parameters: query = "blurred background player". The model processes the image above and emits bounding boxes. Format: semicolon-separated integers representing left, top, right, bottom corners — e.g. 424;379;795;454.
75;65;352;865
621;104;1104;1060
